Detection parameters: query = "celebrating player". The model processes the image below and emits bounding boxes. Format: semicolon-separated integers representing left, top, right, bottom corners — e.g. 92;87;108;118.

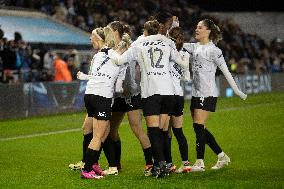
183;19;247;172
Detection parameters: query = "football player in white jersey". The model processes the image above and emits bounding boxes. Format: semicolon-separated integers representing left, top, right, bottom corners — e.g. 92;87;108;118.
75;26;123;179
69;28;109;175
183;19;247;172
154;13;191;174
110;19;189;178
167;26;192;174
100;21;153;176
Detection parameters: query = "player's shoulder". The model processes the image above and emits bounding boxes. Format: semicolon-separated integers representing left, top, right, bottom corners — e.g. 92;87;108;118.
131;35;145;47
207;42;222;55
183;42;197;52
137;34;169;44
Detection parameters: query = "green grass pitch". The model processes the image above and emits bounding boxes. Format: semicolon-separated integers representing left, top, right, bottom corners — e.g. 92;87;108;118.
0;92;283;189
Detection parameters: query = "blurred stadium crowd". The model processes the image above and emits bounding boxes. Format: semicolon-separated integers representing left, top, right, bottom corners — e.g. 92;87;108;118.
0;0;283;84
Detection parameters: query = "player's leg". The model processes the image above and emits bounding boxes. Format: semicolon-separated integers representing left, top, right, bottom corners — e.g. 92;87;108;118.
146;114;166;178
171;115;191;173
103;112;124;175
81;95;111;179
198;97;230;170
191;108;209;172
69;114;93;170
161;115;175;173
81;117;109;179
127;109;153;176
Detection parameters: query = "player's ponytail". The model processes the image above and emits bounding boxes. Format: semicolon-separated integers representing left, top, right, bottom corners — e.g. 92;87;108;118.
106;21;132;49
117;33;133;49
202;19;222;44
103;26;116;48
169;27;184;51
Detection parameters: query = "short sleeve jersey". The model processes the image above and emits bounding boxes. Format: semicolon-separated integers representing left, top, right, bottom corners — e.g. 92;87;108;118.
85;48;120;98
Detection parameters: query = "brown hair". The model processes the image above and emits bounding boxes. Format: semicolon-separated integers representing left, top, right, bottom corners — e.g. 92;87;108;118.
201;19;222;44
109;21;131;39
144;20;160;35
168;27;184;51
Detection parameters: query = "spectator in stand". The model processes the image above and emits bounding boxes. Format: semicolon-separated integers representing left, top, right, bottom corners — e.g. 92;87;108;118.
53;53;72;82
0;28;5;80
67;50;80;80
2;40;16;83
2;0;283;78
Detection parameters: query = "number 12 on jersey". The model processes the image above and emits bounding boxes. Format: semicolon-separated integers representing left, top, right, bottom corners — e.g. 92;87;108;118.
147;47;164;68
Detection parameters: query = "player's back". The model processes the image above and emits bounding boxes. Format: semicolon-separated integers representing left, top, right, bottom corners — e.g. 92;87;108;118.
136;35;175;98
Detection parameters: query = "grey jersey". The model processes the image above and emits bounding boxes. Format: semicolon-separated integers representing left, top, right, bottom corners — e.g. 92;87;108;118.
183;41;226;97
125;60;141;96
114;61;141;98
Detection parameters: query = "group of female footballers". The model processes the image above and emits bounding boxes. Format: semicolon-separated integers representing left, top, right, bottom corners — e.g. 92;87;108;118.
68;11;247;179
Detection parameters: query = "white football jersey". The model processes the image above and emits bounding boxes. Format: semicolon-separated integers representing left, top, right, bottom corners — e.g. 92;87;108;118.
85;48;120;98
114;64;128;97
169;49;190;96
183;41;226;97
119;34;179;98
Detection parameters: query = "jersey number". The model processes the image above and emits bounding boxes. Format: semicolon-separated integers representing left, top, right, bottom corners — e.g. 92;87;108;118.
148;47;164;68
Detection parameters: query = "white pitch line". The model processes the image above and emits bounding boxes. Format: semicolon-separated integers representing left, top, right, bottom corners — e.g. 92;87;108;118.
1;102;283;142
0;121;128;142
0;128;81;141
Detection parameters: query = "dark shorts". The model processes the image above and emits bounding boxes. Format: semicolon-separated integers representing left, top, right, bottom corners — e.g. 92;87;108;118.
190;96;217;112
142;95;175;117
112;94;142;112
84;94;112;120
169;95;184;116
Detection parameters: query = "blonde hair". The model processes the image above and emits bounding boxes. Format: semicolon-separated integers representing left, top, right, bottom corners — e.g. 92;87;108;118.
91;27;105;41
103;26;116;48
104;22;132;49
117;33;132;49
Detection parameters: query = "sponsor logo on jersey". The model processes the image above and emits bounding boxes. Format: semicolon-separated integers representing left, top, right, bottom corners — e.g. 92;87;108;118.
98;112;107;117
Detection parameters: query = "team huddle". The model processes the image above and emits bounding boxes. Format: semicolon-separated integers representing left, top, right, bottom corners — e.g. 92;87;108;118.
68;11;247;179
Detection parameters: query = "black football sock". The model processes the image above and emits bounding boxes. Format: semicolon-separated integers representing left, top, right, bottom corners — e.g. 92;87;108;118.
205;128;222;155
193;123;206;159
83;148;99;172
172;127;189;161
163;130;172;164
147;127;164;163
114;140;121;167
143;147;153;165
94;142;103;164
103;137;117;167
82;133;93;162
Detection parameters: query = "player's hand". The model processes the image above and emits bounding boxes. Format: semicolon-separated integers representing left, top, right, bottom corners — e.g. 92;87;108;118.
77;71;82;79
239;92;247;100
77;71;89;80
172;16;179;28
